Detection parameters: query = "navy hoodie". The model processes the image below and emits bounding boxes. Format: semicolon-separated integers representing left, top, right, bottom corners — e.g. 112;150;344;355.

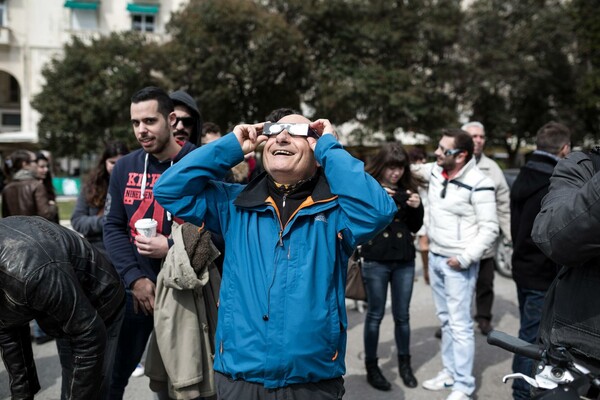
103;141;195;288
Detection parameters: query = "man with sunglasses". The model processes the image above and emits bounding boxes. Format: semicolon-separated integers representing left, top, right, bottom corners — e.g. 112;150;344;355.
414;128;498;400
170;90;203;146
154;114;396;399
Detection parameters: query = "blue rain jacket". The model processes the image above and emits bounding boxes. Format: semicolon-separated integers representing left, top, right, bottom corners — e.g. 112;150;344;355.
154;133;395;388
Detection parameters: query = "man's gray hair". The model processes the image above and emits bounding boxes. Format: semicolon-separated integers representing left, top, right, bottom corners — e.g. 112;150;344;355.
461;121;485;132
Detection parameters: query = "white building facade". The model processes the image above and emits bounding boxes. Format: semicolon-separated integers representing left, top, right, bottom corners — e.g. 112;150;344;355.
0;0;187;146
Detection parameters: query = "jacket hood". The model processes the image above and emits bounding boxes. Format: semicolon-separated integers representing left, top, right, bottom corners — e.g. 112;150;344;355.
170;90;203;147
511;152;558;201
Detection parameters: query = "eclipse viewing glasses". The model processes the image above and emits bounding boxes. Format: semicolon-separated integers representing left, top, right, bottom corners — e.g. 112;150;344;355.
263;123;320;139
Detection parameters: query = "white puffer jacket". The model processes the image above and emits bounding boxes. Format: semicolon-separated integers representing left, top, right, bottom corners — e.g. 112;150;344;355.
415;158;499;268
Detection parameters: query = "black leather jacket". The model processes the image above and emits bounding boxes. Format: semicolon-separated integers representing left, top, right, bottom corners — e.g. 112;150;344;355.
0;216;125;400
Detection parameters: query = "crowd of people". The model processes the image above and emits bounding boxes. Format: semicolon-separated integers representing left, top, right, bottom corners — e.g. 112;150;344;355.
0;84;599;400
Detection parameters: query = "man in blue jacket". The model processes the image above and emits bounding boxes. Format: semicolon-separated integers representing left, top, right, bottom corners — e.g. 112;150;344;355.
103;86;196;399
154;114;396;399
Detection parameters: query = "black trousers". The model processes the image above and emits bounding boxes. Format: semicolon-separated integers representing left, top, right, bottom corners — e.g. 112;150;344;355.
475;257;495;321
215;372;345;400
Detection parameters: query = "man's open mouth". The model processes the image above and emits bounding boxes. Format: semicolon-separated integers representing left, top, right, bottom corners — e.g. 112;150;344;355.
273;150;294;156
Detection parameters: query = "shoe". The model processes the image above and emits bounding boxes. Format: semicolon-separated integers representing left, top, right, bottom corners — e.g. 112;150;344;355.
446;390;471;400
398;355;418;388
131;363;145;378
434;327;442;339
478;319;493;336
422;370;454;391
34;335;54;345
365;359;392;391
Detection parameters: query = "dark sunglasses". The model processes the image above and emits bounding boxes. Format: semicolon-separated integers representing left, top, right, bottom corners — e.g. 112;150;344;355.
444;148;464;157
174;117;194;128
263;123;320;139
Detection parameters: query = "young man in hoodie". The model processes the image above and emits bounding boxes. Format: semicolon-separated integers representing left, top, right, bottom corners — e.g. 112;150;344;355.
104;86;196;399
509;121;571;400
170;90;203;146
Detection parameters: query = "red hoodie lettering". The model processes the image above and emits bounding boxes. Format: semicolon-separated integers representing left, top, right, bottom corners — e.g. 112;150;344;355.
123;172;161;205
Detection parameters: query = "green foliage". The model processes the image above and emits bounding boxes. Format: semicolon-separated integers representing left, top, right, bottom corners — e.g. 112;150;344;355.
164;0;311;130
31;32;165;157
29;0;600;165
461;0;577;161
570;0;600;137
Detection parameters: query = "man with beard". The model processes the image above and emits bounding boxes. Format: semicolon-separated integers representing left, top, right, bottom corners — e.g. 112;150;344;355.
104;86;196;399
170;90;203;146
414;129;498;400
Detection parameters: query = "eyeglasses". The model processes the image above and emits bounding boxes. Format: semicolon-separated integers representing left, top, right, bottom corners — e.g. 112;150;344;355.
174;117;194;128
444;148;464;157
263;123;320;139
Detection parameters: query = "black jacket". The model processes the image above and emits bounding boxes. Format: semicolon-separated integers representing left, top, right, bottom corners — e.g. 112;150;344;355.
510;152;560;290
532;151;600;365
360;187;424;262
0;216;125;400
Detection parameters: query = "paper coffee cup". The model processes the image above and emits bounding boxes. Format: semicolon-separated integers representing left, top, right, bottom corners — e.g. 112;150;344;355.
135;218;157;237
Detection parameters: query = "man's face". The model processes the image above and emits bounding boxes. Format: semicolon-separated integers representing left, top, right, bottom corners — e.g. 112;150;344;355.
465;125;485;157
172;105;194;142
434;135;459;171
130;100;175;156
23;152;38;174
262;114;317;185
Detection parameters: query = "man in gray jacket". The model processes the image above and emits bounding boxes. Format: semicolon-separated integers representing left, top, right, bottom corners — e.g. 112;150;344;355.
462;121;512;335
415;129;498;400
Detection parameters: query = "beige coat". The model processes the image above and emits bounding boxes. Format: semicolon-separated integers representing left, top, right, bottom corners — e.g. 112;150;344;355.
145;222;221;400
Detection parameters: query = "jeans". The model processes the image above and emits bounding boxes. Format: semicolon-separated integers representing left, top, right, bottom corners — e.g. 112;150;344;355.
362;259;415;359
56;305;124;400
109;290;155;400
429;253;478;396
32;320;48;339
512;286;546;400
475;257;495;322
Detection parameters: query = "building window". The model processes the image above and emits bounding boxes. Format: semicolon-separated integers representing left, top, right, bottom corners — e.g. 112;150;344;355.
127;3;159;33
71;9;97;30
2;112;21;126
132;14;155;32
64;1;99;31
0;0;6;27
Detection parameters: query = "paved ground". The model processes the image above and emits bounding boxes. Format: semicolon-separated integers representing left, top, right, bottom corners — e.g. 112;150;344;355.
0;256;520;399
